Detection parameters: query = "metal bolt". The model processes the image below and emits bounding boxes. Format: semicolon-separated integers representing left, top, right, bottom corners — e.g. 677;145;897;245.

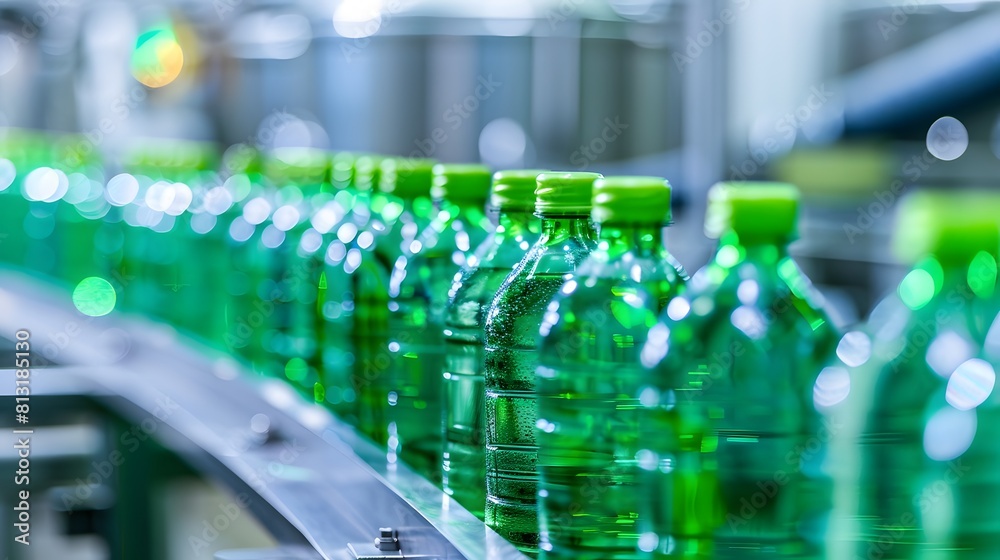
374;527;399;551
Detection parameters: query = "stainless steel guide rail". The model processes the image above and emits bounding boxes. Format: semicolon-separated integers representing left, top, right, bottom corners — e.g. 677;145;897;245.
0;269;528;560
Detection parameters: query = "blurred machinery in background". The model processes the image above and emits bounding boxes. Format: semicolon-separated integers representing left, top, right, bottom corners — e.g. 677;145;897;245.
5;0;1000;320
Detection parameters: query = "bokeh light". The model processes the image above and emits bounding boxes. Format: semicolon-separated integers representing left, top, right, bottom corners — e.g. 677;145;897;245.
203;186;235;215
926;116;969;161
106;173;140;206
23;167;69;202
131;26;184;88
479;118;528;170
0;158;15;191
145;181;176;211
72;277;118;317
165;183;193;216
333;0;383;39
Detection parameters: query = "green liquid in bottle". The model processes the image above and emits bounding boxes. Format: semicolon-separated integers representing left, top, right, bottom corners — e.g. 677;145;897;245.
383;164;493;480
536;176;687;560
444;171;543;515
485;171;602;554
353;158;438;460
307;154;372;421
639;183;837;559
832;192;1000;560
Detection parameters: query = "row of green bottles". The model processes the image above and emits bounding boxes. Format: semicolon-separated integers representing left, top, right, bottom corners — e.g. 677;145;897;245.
3;137;858;560
1;130;107;280
474;178;839;558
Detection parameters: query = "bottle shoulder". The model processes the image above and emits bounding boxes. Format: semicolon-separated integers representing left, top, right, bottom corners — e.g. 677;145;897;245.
844;290;1000;409
538;253;687;342
642;257;838;371
687;256;832;326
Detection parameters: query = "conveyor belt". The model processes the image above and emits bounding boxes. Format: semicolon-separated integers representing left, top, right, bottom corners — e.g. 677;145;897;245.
0;268;528;560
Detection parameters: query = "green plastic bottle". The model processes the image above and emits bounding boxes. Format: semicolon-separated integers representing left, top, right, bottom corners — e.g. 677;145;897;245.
313;153;384;422
536;176;687;559
344;155;390;427
224;179;280;370
379;163;493;479
484;171;602;553
52;135;111;288
118;141;218;325
354;158;437;449
208;145;264;350
181;170;244;345
260;148;333;394
302;155;364;418
638;182;838;559
0;130;52;271
829;192;1000;560
443;169;546;518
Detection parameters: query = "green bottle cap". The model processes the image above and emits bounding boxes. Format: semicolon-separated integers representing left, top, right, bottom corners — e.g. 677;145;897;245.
265;148;330;185
125;139;219;174
491;169;548;210
332;152;356;189
705;182;799;240
354;155;385;192
431;164;491;203
535;172;602;215
379;158;436;198
592;176;672;224
894;191;1000;264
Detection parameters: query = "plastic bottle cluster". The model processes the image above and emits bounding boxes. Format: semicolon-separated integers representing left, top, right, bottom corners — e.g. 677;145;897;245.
3;130;1000;560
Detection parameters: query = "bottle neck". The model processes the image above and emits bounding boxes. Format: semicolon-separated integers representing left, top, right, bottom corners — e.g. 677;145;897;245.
496;206;537;240
717;231;790;264
597;222;665;259
932;253;998;300
539;214;596;240
438;198;487;222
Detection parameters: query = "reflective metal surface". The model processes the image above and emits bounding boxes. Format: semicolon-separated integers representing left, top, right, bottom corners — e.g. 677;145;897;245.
0;268;529;560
